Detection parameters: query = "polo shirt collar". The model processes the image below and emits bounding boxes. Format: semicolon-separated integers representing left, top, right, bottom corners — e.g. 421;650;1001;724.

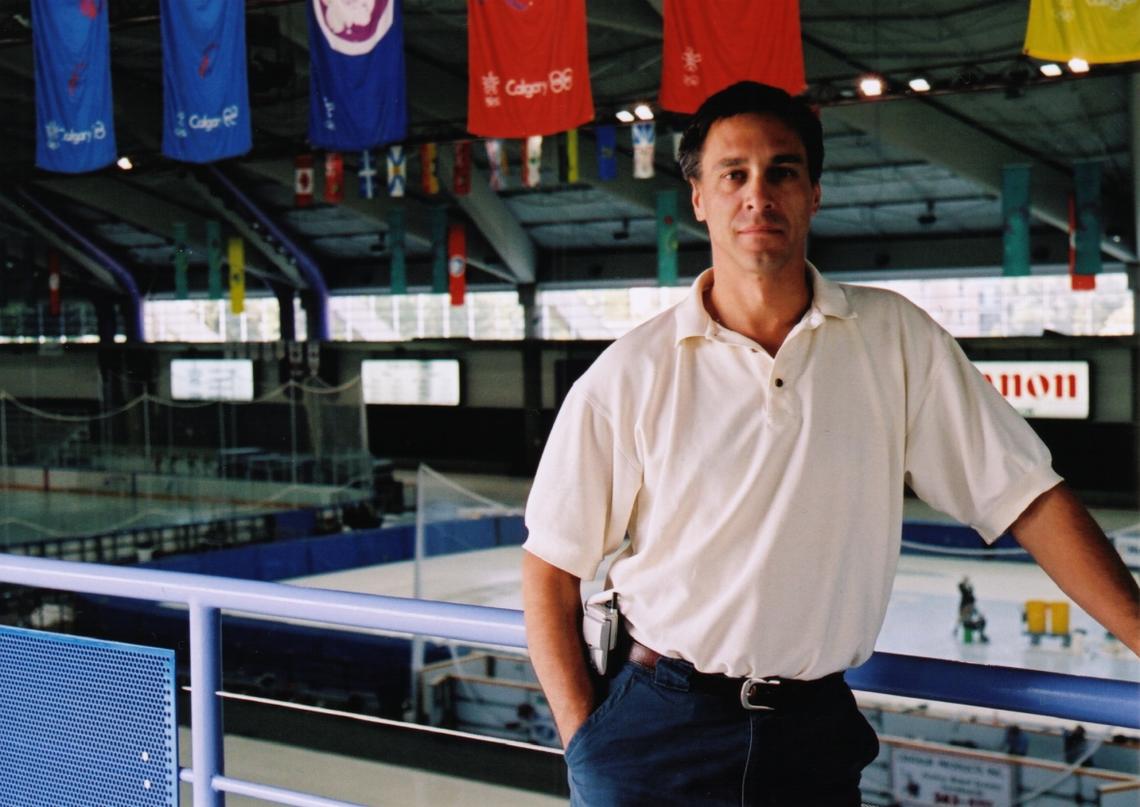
674;262;855;345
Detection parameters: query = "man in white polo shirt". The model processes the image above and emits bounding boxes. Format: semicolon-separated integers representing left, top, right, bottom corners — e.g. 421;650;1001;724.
521;82;1139;805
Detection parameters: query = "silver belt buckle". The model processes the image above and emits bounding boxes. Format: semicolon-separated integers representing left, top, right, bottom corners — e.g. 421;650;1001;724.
740;677;781;711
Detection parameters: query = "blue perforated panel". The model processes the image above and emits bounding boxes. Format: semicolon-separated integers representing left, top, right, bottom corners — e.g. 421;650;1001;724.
0;626;177;807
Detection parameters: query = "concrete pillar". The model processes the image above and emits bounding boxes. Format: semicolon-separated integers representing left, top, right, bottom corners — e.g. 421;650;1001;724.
1131;74;1139;505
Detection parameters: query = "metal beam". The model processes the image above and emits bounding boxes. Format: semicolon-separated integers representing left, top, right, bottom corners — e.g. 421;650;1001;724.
0;193;120;291
240;157;430;249
626;8;1133;264
181;170;307;289
204;165;329;340
1132;72;1140;262
240;156;519;284
802;43;1137;264
574;129;707;243
11;188;144;341
33;175;209;239
1131;72;1139;345
589;2;665;38
437;146;536;284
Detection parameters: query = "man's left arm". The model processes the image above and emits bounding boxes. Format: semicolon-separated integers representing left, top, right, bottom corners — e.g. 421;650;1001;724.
1010;481;1140;655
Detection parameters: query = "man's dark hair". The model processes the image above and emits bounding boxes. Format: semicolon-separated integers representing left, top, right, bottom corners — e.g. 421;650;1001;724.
677;82;823;184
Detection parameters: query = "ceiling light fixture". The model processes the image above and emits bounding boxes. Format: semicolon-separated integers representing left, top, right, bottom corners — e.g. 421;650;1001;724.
858;75;884;97
615;109;635;123
634;103;654;121
116;156;133;170
908;77;931;92
1039;63;1063;77
1067;57;1089;74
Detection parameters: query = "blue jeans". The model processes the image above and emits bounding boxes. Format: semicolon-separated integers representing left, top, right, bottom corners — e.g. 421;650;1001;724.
564;657;879;806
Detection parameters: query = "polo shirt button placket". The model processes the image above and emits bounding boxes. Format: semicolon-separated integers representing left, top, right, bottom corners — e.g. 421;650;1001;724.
767;364;801;427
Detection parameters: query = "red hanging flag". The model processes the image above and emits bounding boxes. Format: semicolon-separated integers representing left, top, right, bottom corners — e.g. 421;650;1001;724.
447;222;466;307
453;141;472;196
660;0;806;114
324;152;344;203
48;249;61;316
294;153;314;207
421;143;440;194
467;0;594;138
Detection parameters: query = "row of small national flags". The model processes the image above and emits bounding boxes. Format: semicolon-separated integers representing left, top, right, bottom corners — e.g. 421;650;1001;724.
293;124;674;206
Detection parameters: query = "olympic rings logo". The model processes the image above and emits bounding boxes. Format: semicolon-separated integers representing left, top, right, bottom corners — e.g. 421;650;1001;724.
548;69;573;94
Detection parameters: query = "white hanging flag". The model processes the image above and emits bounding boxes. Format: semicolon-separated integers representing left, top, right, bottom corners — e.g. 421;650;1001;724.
524;135;543;188
485;139;506;190
633;122;656;179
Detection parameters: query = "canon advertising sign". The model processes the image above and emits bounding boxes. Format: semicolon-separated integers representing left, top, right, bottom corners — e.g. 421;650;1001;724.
973;361;1090;420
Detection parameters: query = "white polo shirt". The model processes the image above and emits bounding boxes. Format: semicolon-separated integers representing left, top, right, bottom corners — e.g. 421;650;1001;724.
523;265;1061;681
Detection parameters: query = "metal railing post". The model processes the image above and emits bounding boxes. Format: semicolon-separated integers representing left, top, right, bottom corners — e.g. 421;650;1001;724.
189;601;224;807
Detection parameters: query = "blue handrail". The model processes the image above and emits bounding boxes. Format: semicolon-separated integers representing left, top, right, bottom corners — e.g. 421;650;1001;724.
0;553;1136;807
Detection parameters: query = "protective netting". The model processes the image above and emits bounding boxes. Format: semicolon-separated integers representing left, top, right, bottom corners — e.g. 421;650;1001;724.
0;378;368;485
0;378;371;543
409;464;525;723
412;463;522;604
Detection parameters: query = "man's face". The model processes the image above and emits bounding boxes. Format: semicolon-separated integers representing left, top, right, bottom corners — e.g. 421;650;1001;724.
690;113;821;279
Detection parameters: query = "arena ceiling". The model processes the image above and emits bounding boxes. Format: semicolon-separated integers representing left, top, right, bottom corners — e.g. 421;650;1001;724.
0;0;1136;307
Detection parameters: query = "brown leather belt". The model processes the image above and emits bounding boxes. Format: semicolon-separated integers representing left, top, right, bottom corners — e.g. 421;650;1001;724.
623;638;847;712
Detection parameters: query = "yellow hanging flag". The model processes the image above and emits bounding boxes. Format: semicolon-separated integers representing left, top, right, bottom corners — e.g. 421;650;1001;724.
228;237;245;314
566;128;580;183
1024;0;1140;63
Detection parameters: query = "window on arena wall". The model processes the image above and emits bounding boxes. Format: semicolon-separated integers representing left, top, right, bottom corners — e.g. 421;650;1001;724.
327;291;524;341
0;300;115;344
143;297;284;343
533;272;1133;340
536;285;689;340
847;271;1133;338
139;273;1132;344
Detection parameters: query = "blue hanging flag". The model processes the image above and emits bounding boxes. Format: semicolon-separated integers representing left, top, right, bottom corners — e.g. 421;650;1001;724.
32;0;117;173
596;125;617;181
160;0;252;163
308;0;407;150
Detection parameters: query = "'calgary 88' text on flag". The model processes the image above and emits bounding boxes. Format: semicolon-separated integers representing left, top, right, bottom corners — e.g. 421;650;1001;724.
161;0;252;163
32;0;117;173
308;0;408;150
467;0;594;138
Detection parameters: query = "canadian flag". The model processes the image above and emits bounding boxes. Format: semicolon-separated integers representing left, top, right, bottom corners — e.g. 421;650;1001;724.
295;154;314;207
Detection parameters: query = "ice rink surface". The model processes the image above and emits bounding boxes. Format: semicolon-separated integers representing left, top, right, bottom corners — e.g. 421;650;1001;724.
7;475;1138;805
289;543;1140;683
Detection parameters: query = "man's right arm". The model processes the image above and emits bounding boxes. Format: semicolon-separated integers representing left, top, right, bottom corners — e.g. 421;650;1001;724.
521;550;596;749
